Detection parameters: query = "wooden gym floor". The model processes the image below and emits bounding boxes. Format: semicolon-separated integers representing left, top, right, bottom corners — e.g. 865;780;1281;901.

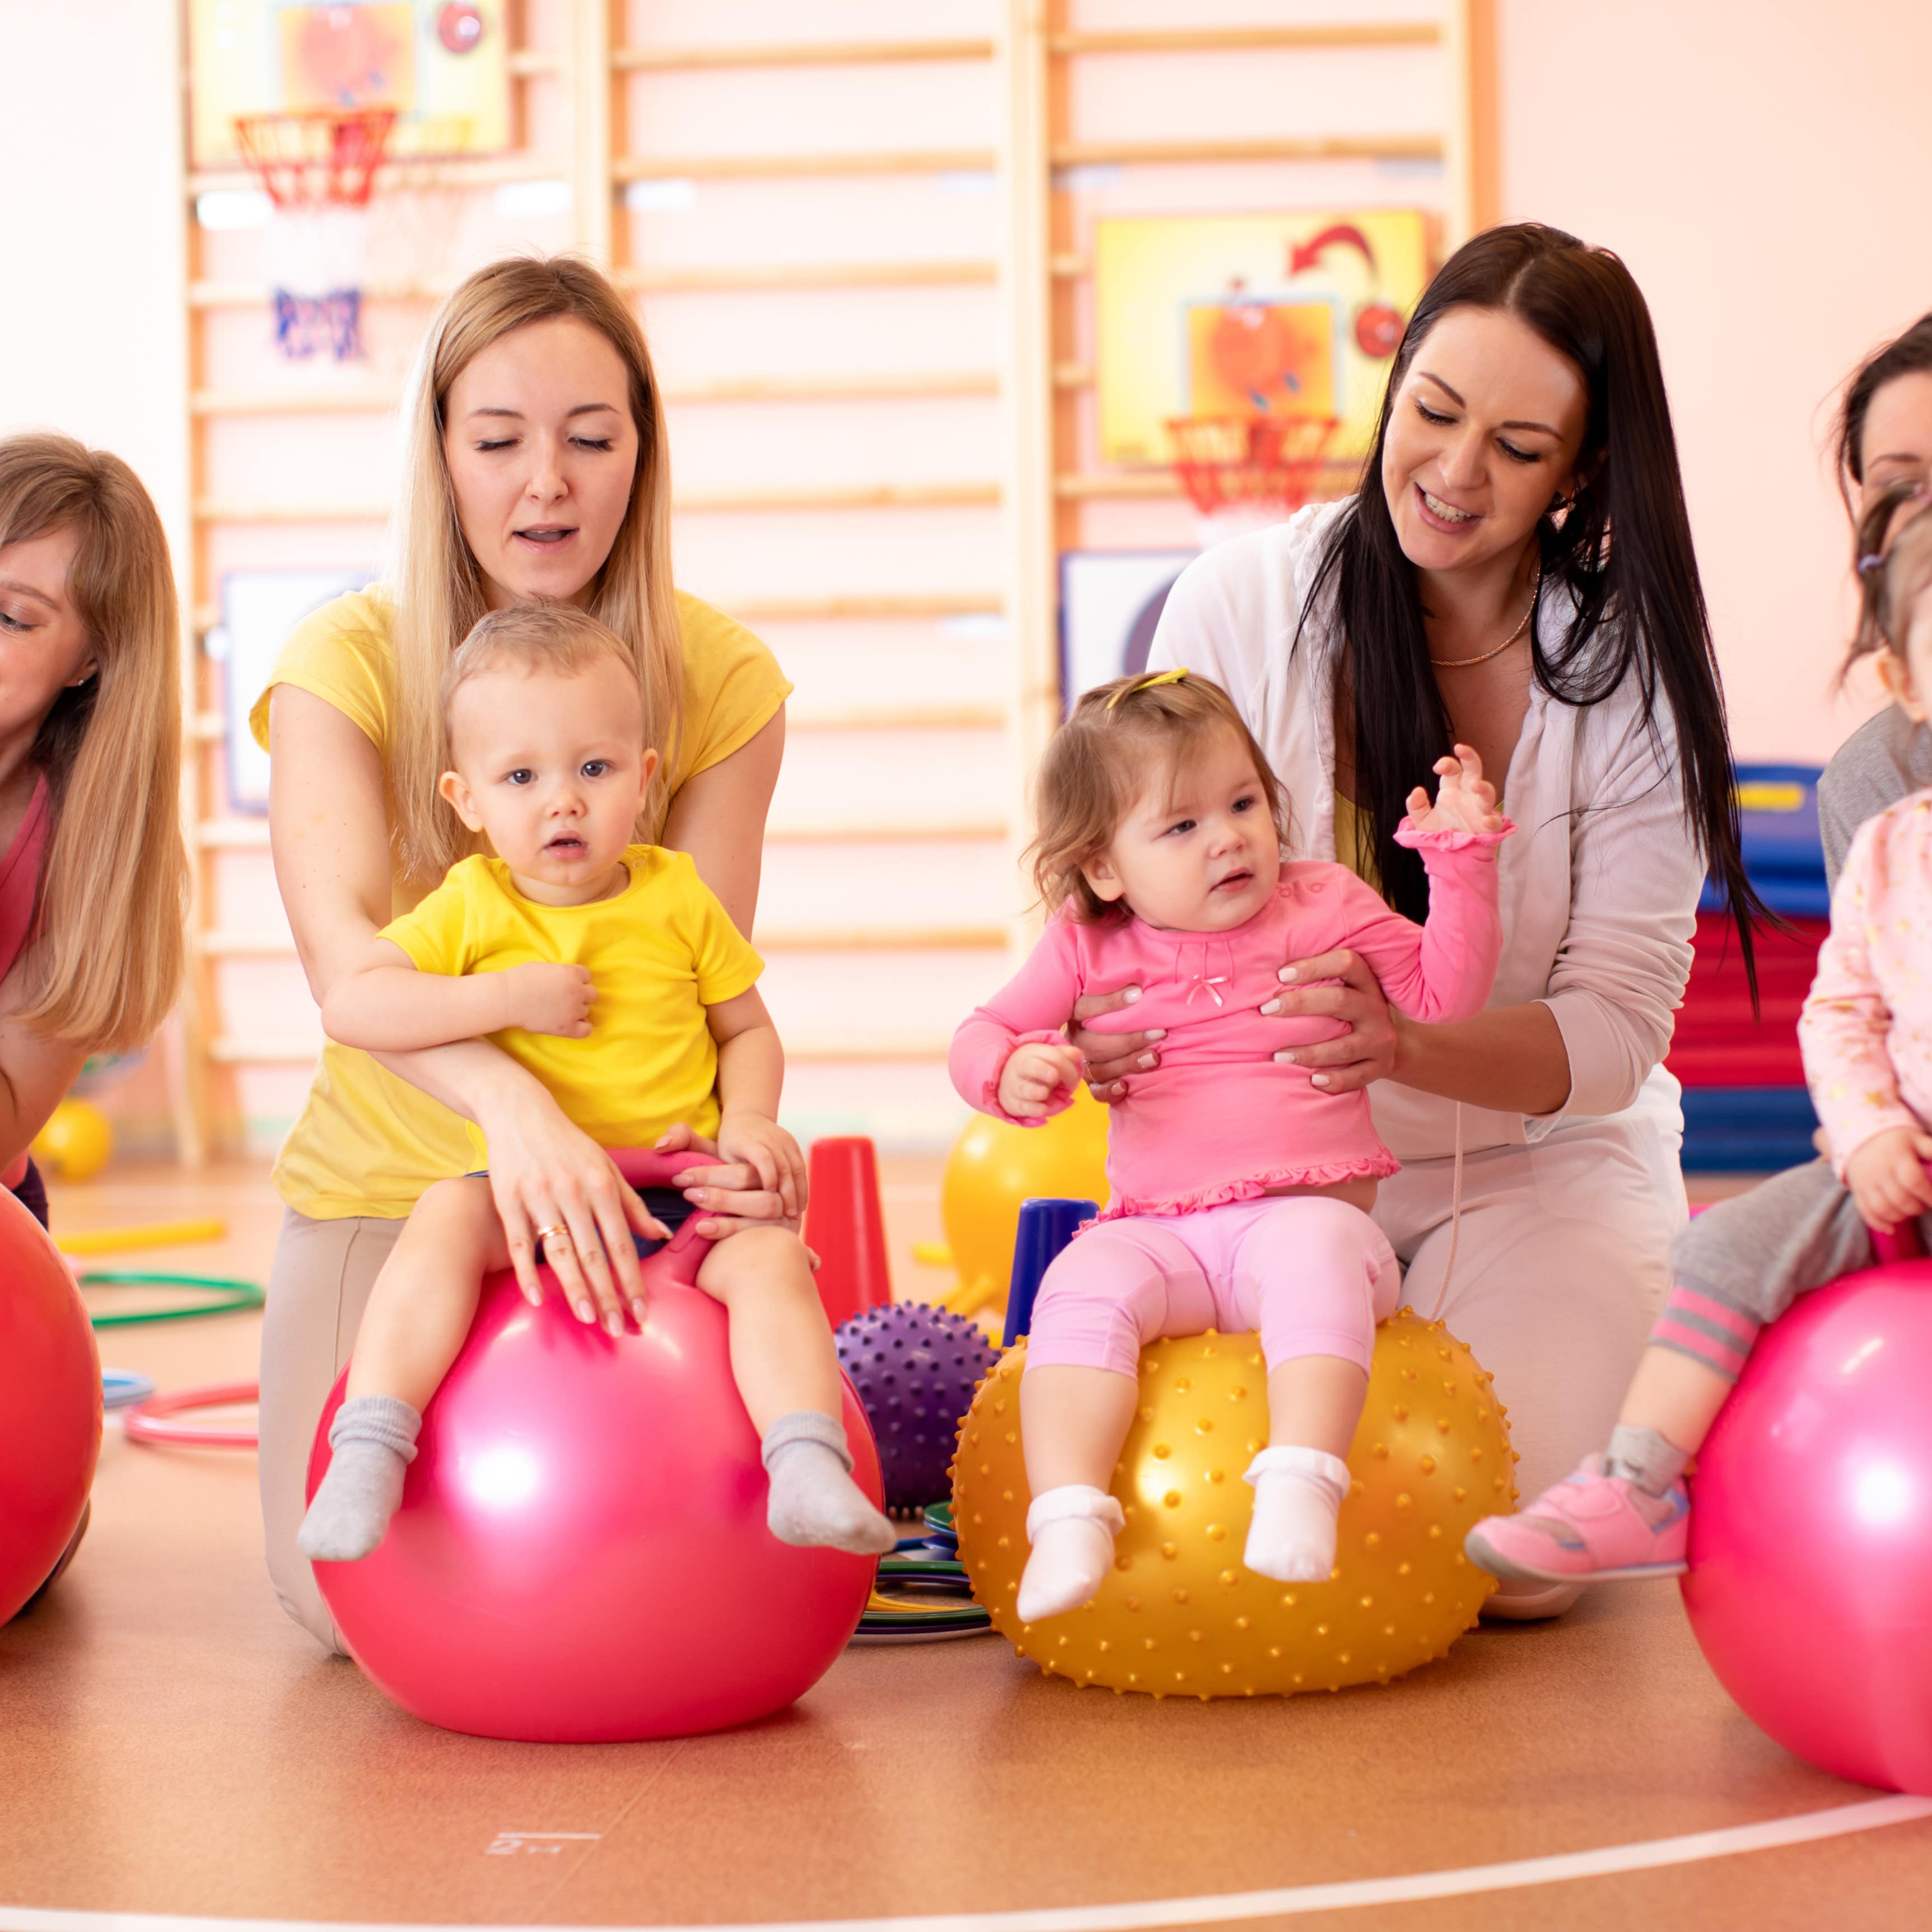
3;1163;1931;1932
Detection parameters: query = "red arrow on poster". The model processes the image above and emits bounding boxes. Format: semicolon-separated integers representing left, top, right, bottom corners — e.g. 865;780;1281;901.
1288;223;1377;278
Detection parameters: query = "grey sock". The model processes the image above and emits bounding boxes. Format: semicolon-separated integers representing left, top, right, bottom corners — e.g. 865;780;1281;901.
1606;1423;1689;1497
761;1410;897;1556
297;1396;422;1563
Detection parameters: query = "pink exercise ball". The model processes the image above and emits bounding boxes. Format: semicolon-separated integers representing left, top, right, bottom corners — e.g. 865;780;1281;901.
0;1188;101;1623
308;1183;881;1743
1682;1258;1932;1792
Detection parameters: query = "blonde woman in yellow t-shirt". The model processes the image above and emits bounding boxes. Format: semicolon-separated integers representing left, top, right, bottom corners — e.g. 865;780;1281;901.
256;257;799;1650
297;607;892;1565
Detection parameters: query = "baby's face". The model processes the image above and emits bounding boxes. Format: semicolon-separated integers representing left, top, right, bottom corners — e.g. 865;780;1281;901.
1084;727;1282;932
442;655;655;893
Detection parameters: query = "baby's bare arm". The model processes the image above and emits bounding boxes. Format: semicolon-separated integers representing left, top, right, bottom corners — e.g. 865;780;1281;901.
707;987;806;1217
323;937;524;1052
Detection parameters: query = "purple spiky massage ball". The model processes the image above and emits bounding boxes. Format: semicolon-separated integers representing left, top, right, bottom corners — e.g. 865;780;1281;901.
834;1301;997;1511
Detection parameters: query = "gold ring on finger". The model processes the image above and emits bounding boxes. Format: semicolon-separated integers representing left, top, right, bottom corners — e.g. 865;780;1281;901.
535;1224;572;1251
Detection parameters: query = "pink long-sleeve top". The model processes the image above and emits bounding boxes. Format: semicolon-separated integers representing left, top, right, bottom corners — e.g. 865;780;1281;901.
1800;788;1932;1173
950;822;1511;1219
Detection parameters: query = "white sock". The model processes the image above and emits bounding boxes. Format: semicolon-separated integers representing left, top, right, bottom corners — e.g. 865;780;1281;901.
1016;1485;1126;1622
1243;1445;1351;1584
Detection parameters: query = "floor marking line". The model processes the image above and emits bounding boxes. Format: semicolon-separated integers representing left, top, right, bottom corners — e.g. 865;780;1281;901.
4;1795;1929;1932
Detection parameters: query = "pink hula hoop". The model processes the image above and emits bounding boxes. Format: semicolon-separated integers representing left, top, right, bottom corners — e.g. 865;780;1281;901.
124;1380;260;1449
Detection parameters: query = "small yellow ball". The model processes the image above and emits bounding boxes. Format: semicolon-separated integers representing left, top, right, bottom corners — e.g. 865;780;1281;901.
32;1098;114;1184
939;1088;1109;1321
953;1308;1513;1697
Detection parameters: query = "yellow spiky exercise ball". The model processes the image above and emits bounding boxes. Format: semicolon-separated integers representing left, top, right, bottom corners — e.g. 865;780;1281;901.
32;1098;114;1183
953;1309;1515;1698
940;1088;1110;1321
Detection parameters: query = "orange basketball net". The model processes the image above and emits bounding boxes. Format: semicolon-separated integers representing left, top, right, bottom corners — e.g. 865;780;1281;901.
233;109;396;209
1165;414;1342;520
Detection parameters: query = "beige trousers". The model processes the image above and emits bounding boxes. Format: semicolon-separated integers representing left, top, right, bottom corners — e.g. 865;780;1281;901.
1374;1108;1684;1503
258;1207;403;1653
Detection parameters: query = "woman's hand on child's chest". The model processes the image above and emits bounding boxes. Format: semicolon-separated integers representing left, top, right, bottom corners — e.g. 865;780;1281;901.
1083;934;1350;1058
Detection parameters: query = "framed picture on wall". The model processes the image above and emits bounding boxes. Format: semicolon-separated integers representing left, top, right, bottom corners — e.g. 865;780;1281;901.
1059;550;1197;713
214;568;377;812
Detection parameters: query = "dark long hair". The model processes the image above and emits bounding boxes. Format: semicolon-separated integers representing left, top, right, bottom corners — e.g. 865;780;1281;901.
1835;312;1932;516
1299;222;1765;986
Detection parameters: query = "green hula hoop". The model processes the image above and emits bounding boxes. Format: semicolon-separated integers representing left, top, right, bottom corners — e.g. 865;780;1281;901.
81;1270;266;1329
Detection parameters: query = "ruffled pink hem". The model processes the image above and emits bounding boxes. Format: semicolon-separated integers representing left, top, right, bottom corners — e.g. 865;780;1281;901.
1094;1154;1399;1222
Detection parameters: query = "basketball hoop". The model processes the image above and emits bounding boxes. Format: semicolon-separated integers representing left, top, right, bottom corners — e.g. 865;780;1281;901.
233;109;396;208
1166;415;1343;548
234;110;396;362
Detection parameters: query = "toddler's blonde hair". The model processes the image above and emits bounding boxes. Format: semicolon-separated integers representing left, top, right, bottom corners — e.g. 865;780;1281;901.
1861;493;1932;666
1028;670;1287;921
441;603;656;805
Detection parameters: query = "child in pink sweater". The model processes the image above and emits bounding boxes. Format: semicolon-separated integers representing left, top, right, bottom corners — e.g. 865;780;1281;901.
1468;499;1932;1588
950;670;1511;1621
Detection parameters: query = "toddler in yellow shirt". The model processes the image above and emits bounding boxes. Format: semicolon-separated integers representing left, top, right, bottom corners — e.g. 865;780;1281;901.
297;603;894;1564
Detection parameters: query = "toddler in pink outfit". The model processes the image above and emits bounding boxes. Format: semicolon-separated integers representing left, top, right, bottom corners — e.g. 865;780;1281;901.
950;669;1511;1622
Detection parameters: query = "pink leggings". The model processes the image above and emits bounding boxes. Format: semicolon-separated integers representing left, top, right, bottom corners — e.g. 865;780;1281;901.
1025;1194;1401;1379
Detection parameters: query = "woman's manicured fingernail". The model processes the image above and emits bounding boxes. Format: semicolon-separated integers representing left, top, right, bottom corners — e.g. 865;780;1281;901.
1277;1049;1299;1064
1311;1074;1332;1088
604;1311;624;1337
574;1300;594;1322
1278;967;1299;982
1144;1028;1166;1041
1122;986;1141;1002
1259;998;1281;1015
1137;1053;1156;1069
631;1299;648;1324
523;1284;543;1306
683;1187;706;1202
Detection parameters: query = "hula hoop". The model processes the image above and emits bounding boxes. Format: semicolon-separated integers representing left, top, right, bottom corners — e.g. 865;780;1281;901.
81;1270;265;1328
123;1380;260;1449
101;1368;157;1411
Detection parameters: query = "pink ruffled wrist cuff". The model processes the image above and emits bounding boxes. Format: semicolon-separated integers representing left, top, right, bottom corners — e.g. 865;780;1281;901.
978;1030;1074;1127
1392;817;1516;855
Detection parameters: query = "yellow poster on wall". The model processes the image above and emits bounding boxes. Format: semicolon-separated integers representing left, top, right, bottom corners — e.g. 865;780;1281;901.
1095;210;1435;466
188;0;511;165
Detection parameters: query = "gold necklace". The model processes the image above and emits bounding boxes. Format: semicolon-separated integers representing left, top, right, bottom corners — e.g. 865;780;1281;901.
1429;564;1542;669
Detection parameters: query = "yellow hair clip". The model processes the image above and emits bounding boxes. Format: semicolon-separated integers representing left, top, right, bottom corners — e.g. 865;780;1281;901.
1107;666;1189;711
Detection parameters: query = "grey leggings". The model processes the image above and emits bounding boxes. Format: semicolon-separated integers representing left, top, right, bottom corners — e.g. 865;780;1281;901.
258;1208;403;1653
1660;1158;1916;1378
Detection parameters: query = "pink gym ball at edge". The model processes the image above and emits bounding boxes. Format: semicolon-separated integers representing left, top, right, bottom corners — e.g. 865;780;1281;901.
308;1151;883;1743
1683;1257;1932;1794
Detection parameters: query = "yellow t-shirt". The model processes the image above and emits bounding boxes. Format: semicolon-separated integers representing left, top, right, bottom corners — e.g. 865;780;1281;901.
380;847;762;1164
251;585;791;1219
1331;794;1383;892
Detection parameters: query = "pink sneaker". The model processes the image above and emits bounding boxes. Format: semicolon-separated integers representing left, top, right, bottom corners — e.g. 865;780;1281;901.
1464;1455;1689;1584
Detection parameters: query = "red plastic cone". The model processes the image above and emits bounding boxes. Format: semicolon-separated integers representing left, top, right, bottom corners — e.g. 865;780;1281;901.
802;1136;892;1327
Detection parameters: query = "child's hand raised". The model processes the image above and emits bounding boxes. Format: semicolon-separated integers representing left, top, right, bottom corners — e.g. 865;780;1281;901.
505;962;596;1038
717;1110;809;1221
998;1040;1084;1120
1845;1124;1932;1233
1404;743;1505;837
